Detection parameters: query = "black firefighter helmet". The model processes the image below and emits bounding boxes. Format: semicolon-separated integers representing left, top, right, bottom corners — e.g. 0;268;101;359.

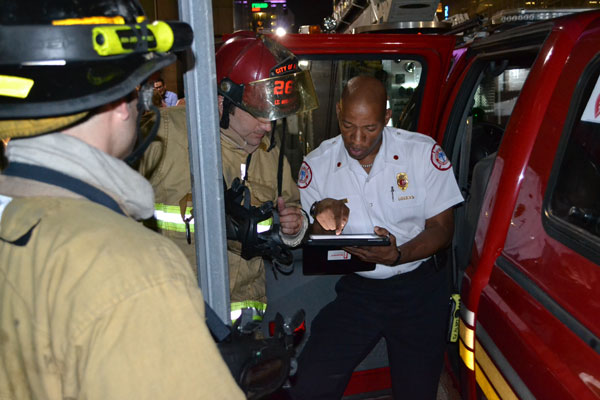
0;0;193;139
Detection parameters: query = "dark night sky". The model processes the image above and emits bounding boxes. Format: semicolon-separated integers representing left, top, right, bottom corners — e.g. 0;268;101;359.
287;0;332;30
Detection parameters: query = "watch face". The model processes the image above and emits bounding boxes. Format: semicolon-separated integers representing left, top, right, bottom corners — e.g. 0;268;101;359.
310;201;318;218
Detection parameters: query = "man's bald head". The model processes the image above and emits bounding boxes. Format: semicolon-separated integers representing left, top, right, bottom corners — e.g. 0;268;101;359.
336;75;392;163
340;75;388;121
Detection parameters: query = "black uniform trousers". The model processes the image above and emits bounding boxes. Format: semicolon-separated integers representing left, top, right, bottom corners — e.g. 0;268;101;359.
291;257;449;400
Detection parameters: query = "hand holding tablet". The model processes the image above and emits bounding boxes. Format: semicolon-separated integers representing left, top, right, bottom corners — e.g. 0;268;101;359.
306;233;391;247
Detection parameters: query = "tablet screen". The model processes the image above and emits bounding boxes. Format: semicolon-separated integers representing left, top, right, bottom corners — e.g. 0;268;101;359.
306;234;390;247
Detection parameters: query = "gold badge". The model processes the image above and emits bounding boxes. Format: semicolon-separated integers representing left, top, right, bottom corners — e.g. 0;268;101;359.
396;173;408;191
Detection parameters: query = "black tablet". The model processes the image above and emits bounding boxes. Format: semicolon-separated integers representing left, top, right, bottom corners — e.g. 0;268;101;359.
306;234;391;247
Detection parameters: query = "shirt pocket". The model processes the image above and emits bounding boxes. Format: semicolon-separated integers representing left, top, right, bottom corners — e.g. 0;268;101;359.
381;177;425;230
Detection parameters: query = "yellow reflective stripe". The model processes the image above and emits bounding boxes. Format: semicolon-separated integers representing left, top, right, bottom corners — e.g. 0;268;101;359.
459;316;475;371
459;339;475;371
230;301;267;322
52;16;126;25
52;16;146;25
155;203;184;214
475;362;501;400
257;217;273;233
0;75;34;99
154;203;193;233
460;319;475;349
231;300;267;312
154;219;191;233
155;203;186;214
475;339;518;400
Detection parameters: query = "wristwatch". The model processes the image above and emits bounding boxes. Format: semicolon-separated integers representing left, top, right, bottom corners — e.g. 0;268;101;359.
309;201;319;218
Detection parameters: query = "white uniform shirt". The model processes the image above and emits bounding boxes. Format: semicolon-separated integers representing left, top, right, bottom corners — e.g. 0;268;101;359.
298;127;464;279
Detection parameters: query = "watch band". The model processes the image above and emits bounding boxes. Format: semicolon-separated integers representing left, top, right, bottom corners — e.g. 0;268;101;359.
309;201;319;218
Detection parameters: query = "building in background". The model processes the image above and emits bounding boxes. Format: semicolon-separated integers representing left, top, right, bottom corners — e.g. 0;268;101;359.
447;0;599;19
137;0;599;95
233;0;294;34
327;0;599;33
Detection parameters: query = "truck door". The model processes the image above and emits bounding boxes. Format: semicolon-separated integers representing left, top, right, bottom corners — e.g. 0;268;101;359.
259;32;456;397
481;15;600;399
438;11;600;399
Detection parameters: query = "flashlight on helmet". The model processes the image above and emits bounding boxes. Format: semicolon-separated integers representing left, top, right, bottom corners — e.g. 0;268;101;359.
93;21;193;56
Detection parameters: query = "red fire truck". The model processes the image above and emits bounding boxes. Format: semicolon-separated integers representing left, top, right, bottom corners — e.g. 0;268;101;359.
242;8;600;399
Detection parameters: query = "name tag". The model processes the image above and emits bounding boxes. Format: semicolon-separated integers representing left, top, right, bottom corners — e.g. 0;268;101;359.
327;250;351;261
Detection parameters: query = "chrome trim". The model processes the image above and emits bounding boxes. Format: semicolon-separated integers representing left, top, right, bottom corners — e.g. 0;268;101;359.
353;20;451;34
461;301;475;326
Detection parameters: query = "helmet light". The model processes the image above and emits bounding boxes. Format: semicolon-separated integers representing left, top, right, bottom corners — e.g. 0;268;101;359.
93;21;175;57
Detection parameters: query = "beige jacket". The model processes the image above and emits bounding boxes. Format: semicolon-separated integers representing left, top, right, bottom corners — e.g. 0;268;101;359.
0;134;244;400
139;106;303;305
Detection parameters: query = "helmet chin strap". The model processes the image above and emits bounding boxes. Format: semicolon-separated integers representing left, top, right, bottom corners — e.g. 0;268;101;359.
124;104;161;165
220;97;233;129
267;120;277;152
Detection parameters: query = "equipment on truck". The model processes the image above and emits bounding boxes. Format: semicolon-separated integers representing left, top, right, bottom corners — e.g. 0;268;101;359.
328;0;449;33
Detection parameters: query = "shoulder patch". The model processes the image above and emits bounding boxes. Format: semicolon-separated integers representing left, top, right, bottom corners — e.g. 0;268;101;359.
431;144;451;171
297;161;313;189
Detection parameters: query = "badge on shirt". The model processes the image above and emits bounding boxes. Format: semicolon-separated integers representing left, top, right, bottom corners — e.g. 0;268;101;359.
297;161;312;188
396;172;408;191
431;144;451;171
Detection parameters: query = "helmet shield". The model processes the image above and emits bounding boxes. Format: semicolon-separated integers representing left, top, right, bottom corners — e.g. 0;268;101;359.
241;70;318;121
217;33;319;121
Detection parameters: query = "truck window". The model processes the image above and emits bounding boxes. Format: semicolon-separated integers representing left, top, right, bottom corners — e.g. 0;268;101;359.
469;66;530;172
547;62;600;247
275;57;425;179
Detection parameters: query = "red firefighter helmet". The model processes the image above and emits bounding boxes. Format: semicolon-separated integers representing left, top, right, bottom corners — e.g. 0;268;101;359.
216;32;318;121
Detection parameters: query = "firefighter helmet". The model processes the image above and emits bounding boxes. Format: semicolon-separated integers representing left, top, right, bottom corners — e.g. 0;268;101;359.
216;32;318;121
0;0;193;138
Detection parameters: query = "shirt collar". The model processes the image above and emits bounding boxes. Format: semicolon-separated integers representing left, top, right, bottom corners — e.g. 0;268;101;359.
332;128;402;174
381;127;404;166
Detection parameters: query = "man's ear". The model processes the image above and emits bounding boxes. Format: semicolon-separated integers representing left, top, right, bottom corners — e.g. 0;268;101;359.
111;97;134;121
335;101;341;119
384;108;392;125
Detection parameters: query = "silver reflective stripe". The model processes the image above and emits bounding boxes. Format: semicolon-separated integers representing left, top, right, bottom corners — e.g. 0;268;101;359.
153;209;193;224
257;217;273;233
0;194;13;225
461;301;475;326
230;300;267;323
153;203;193;233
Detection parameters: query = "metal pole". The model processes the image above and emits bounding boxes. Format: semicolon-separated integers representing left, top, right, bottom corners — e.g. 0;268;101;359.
178;0;231;325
